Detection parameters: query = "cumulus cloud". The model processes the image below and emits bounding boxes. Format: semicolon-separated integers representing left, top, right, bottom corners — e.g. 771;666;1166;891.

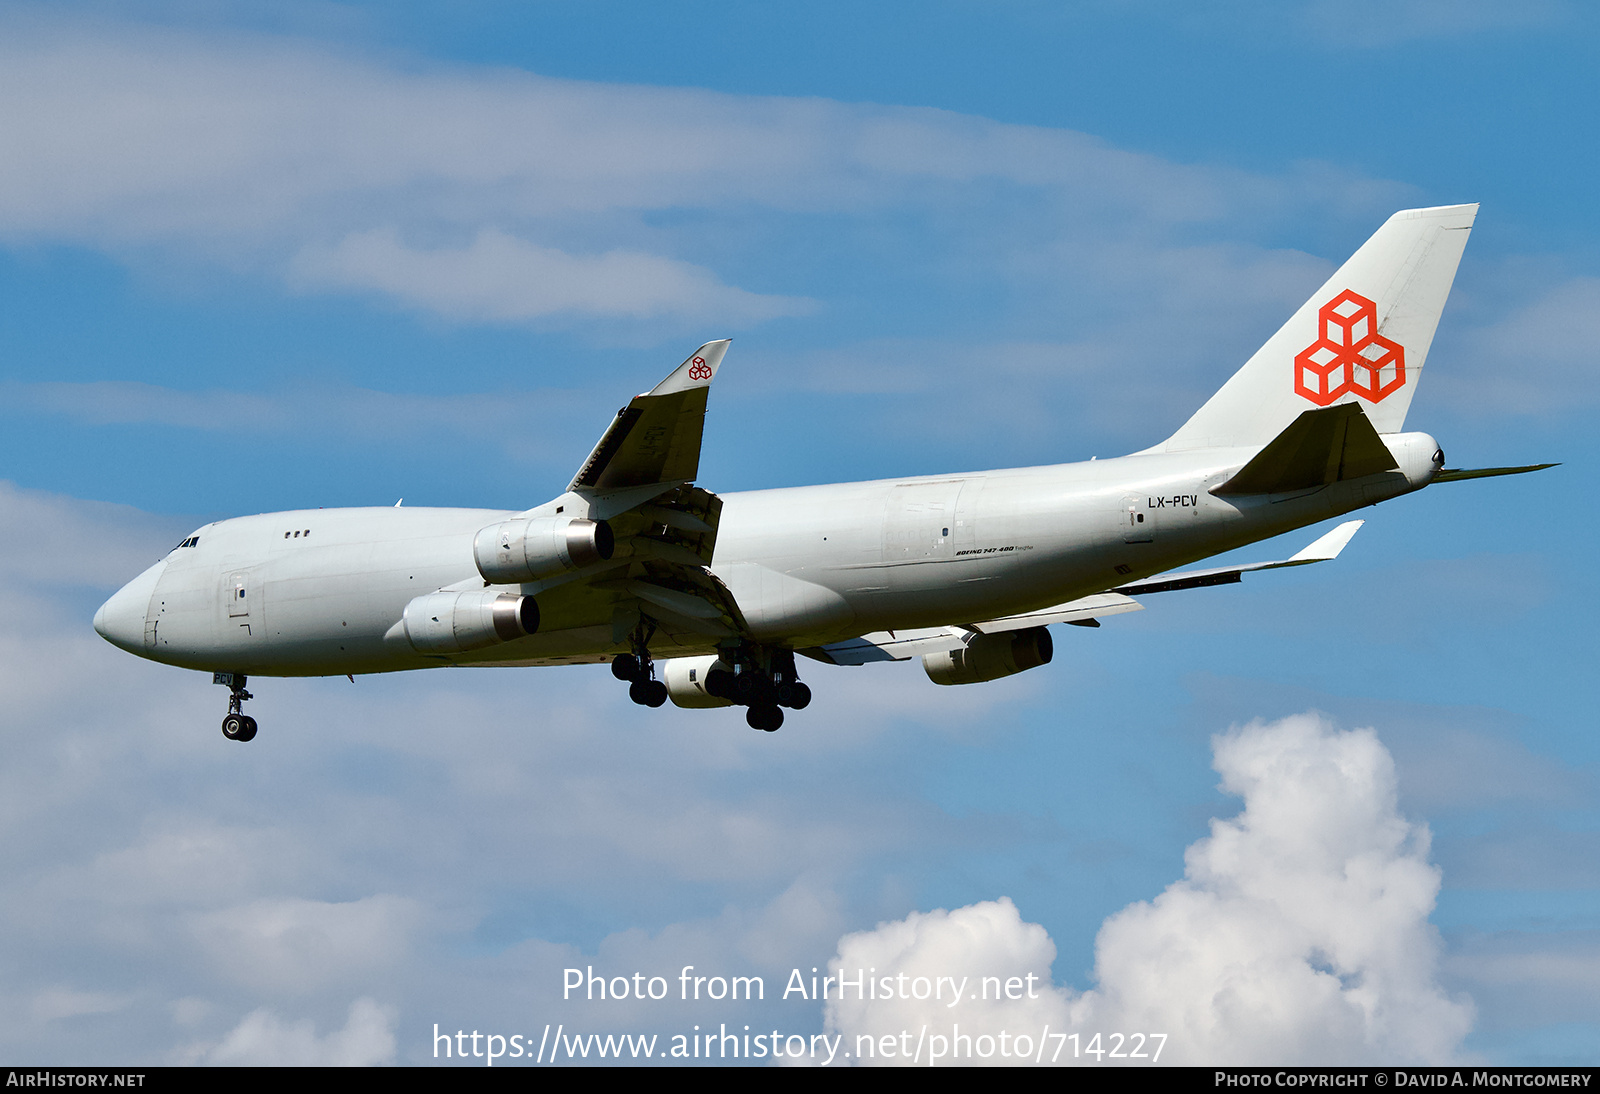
826;897;1069;1066
823;714;1473;1065
0;482;1042;1063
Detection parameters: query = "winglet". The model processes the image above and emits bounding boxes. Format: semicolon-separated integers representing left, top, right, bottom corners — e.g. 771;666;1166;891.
568;340;731;494
1287;519;1364;563
647;340;730;397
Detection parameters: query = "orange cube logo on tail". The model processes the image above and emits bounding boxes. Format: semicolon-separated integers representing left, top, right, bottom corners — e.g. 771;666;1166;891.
1293;290;1406;406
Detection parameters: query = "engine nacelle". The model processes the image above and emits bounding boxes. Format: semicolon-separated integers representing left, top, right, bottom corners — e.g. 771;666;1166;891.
922;627;1053;686
474;516;614;585
403;589;539;654
662;655;737;708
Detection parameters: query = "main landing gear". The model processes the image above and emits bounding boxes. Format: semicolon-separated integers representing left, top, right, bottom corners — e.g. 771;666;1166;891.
613;652;668;708
611;636;813;733
719;648;812;733
732;649;812;735
214;672;257;742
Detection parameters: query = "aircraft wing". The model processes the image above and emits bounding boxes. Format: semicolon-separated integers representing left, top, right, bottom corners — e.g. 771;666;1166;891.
519;341;751;646
1113;519;1363;595
807;592;1143;665
806;522;1363;666
569;340;730;493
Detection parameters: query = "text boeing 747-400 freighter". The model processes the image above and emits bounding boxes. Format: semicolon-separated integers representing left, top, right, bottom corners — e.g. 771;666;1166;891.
94;204;1551;739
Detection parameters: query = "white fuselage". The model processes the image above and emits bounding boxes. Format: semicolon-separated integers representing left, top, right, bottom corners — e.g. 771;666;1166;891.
94;436;1439;678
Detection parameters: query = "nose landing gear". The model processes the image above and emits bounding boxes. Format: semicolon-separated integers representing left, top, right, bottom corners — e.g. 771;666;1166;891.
214;673;257;742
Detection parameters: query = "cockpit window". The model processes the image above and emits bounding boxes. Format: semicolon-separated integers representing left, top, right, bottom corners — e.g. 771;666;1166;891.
172;536;200;550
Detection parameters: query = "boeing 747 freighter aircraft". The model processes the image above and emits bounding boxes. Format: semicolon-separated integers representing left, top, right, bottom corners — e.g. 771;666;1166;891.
94;204;1549;738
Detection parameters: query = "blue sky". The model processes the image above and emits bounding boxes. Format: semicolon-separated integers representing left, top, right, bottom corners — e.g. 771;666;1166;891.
1;0;1595;1066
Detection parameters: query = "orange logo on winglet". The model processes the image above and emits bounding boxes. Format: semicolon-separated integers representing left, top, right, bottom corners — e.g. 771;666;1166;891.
1294;290;1405;406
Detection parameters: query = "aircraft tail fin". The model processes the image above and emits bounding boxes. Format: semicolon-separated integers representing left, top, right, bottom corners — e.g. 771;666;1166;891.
1159;204;1477;452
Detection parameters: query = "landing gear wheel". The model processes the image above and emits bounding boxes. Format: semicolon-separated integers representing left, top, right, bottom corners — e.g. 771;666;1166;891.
216;673;256;741
746;704;783;732
776;681;812;710
612;654;642;682
629;679;669;707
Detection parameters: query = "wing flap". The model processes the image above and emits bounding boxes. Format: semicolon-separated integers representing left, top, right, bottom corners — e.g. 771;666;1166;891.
807;592;1143;666
968;592;1143;633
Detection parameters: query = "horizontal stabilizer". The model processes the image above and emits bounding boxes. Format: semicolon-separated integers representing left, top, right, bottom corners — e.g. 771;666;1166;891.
1115;520;1363;595
1431;463;1558;483
1214;404;1397;496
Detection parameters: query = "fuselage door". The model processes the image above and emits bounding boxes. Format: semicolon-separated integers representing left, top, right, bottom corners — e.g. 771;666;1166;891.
227;572;251;619
883;480;966;562
1122;495;1153;544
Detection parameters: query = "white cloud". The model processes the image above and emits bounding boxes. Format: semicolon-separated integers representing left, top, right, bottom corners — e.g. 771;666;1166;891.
291;227;815;324
0;15;1404;337
187;895;428;994
823;714;1474;1065
0;483;1038;1061
0;380;597;467
31;987;129;1022
0;480;184;589
1431;276;1600;415
186;996;397;1066
826;897;1072;1066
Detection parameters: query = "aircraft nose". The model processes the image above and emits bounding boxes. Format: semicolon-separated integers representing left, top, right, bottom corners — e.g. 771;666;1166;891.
94;559;166;654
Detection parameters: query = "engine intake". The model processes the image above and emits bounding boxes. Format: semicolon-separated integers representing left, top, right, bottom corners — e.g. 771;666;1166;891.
922;627;1053;686
474;516;614;585
403;589;539;654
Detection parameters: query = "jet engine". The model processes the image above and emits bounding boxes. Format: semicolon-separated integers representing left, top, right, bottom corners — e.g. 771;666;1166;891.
403;589;539;654
661;655;737;708
473;516;614;585
922;627;1053;686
